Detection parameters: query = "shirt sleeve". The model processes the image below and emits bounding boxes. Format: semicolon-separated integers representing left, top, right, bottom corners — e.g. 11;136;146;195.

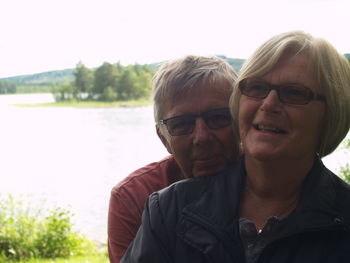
108;187;143;263
120;193;173;263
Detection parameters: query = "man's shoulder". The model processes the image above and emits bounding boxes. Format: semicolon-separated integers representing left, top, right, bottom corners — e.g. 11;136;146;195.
111;155;182;196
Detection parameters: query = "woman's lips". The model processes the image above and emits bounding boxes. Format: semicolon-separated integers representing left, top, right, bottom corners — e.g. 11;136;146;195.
254;124;287;134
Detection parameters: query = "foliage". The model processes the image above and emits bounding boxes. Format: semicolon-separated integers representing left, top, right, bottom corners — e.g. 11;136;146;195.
339;138;350;184
340;163;350;184
52;82;76;102
52;61;154;103
15;85;52;94
0;81;16;94
93;62;120;96
0;56;247;96
14;99;151;108
74;62;94;97
0;69;74;86
100;86;117;101
18;253;108;263
0;194;96;262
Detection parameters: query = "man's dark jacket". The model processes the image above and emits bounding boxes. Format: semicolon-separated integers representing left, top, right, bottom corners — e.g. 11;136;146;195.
121;158;350;262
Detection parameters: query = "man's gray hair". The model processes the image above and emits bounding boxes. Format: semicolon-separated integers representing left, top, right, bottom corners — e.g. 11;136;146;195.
152;55;238;121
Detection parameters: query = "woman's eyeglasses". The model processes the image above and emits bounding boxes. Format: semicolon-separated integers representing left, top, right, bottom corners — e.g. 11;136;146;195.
159;108;232;136
239;78;325;105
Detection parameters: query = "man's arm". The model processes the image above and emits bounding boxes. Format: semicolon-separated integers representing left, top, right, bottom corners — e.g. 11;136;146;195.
120;193;173;263
108;187;142;263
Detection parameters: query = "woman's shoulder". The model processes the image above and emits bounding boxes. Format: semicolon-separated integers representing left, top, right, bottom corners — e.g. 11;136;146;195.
159;161;241;199
147;159;244;220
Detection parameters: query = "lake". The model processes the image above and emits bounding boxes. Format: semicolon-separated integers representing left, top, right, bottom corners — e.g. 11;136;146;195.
0;94;348;243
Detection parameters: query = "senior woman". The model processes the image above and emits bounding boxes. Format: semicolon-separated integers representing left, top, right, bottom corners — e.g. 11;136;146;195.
121;31;350;263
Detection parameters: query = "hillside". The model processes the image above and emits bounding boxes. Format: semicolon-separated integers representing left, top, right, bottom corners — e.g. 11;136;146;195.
0;68;75;87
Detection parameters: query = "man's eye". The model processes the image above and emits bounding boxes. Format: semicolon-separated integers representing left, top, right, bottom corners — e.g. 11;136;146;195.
169;119;193;131
205;114;232;128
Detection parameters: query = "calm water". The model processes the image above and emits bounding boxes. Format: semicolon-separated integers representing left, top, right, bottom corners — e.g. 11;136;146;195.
0;94;348;243
0;94;167;243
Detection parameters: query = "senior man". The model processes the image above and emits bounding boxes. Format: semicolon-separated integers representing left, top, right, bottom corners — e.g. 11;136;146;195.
107;55;240;263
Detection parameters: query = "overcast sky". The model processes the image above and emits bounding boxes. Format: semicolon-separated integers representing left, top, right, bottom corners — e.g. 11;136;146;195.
1;0;349;78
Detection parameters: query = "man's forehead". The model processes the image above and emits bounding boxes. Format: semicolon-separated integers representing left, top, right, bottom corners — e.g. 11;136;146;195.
160;84;231;118
169;79;231;100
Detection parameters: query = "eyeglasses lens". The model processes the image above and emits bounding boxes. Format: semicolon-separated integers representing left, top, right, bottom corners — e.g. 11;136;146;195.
165;108;232;136
240;79;314;105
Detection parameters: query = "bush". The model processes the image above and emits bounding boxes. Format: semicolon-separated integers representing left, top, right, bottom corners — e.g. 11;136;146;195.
340;163;350;184
339;138;350;184
0;195;96;262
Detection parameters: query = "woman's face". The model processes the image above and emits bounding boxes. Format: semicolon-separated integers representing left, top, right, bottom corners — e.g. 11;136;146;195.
239;53;326;162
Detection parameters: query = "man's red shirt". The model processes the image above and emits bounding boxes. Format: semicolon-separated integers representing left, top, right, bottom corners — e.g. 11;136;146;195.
107;155;184;263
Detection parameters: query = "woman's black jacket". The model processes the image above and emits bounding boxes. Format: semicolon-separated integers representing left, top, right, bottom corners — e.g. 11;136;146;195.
121;158;350;262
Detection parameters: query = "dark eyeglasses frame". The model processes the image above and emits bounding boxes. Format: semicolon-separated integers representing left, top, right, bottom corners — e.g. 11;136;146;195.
159;107;232;136
239;78;326;105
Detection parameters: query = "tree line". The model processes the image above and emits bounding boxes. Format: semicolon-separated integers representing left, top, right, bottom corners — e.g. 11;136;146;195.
1;56;349;98
53;61;155;102
0;81;16;94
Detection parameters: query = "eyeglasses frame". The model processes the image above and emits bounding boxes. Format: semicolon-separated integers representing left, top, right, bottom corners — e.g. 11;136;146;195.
159;107;232;136
239;78;326;105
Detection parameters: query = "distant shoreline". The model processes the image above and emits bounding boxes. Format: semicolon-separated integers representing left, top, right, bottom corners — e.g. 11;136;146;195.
13;99;152;108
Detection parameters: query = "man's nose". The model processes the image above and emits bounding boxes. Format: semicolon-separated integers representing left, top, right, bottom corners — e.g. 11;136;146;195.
192;118;212;144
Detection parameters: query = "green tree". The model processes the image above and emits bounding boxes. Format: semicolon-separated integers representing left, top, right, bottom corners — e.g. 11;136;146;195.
133;70;152;99
74;61;94;99
0;81;16;94
100;86;118;101
117;67;137;100
116;65;153;100
52;82;75;102
93;62;119;97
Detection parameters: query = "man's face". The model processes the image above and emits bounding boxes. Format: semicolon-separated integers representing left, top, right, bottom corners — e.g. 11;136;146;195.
157;80;239;178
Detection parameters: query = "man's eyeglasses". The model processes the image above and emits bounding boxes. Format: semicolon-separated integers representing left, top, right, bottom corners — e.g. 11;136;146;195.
159;108;232;136
239;78;326;105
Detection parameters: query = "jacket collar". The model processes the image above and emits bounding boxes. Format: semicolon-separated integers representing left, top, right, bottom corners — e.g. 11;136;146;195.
287;157;350;233
178;157;350;245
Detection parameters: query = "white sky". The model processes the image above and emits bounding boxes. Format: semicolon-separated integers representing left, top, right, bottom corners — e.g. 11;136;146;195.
0;0;349;78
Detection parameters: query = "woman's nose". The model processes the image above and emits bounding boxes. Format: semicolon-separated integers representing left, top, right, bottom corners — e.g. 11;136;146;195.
260;90;282;112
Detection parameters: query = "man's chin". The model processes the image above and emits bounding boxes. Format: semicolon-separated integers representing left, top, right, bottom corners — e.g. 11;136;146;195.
192;164;226;177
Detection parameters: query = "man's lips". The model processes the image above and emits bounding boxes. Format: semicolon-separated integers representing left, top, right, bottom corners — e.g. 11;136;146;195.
253;124;287;134
193;156;220;165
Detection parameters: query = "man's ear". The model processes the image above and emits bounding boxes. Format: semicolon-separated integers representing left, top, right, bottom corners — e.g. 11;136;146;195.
156;125;173;154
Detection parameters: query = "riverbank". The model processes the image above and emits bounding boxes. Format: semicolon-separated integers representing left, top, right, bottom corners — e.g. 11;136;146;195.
14;99;152;108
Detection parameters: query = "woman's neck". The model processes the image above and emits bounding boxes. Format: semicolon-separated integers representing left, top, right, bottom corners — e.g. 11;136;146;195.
239;154;315;230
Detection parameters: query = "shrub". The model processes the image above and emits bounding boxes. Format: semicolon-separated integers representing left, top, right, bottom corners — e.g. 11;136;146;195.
340;163;350;184
0;194;96;262
339;138;350;184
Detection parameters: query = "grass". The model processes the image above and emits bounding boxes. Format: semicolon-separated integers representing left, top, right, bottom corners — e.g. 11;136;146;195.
16;253;108;263
14;99;152;108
